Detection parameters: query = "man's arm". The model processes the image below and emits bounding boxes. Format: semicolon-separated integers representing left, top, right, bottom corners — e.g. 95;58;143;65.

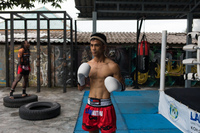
77;62;91;91
106;62;125;92
112;63;125;86
28;50;31;66
18;49;23;65
77;84;86;91
104;62;125;92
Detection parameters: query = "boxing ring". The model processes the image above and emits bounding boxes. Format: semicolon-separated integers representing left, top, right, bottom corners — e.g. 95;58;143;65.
74;31;185;133
74;90;181;133
159;31;200;133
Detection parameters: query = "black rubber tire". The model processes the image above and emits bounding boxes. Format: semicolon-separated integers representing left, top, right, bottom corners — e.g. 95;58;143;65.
3;94;38;108
19;101;61;120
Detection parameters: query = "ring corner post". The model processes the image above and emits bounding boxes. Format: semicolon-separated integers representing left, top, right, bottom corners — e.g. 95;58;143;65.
159;30;167;114
160;30;167;92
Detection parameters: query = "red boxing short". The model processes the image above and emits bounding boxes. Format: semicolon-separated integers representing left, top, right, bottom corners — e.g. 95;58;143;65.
82;98;116;133
17;65;31;75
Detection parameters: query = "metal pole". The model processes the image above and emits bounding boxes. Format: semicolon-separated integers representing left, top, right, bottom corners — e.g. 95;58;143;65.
92;11;97;34
75;20;78;85
10;13;14;84
134;20;139;89
37;13;41;92
25;19;27;41
134;18;143;89
185;13;193;88
70;19;73;87
197;36;200;77
129;46;132;76
24;19;29;87
47;19;51;87
75;20;77;47
160;30;167;91
63;12;67;93
5;20;9;87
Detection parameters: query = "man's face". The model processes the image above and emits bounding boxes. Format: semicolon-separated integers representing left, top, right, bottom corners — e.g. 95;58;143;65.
90;39;105;57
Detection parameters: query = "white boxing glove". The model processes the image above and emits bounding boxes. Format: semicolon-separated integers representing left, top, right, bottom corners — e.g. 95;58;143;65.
77;63;91;86
104;76;125;93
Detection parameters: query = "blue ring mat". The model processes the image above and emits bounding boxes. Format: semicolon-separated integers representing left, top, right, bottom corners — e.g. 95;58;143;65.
74;90;181;133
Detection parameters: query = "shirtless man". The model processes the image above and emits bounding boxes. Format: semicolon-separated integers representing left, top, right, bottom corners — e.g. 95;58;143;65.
77;33;125;133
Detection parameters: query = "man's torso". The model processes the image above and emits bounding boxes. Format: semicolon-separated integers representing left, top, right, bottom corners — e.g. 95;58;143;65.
18;48;30;65
88;58;115;99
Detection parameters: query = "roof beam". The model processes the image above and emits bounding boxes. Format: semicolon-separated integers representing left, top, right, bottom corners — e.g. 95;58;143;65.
0;11;67;14
3;18;71;20
0;16;6;20
176;0;200;18
14;13;25;20
0;11;72;20
75;0;200;20
95;1;192;15
40;13;49;20
190;1;200;12
97;10;188;14
95;1;190;6
92;15;186;20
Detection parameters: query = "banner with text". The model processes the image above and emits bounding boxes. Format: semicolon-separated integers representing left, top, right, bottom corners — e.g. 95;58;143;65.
159;91;189;132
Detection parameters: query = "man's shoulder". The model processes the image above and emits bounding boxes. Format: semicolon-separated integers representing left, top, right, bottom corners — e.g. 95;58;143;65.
105;58;115;63
106;58;118;68
87;58;117;67
87;59;94;64
19;48;24;52
18;48;25;54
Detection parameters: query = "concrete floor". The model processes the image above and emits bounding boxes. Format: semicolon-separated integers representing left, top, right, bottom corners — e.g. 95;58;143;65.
0;86;158;133
0;86;86;133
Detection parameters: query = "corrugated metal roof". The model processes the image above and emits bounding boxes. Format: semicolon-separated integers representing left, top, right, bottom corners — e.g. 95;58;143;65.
0;30;69;43
76;32;190;45
0;30;192;45
75;0;200;20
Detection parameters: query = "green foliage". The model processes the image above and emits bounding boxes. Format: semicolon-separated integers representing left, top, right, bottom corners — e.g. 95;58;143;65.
0;0;63;10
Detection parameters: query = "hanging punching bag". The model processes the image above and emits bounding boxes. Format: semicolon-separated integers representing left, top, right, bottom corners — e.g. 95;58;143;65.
138;34;150;73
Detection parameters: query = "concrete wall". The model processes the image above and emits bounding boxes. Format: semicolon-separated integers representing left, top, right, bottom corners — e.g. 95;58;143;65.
0;44;199;87
0;45;6;86
0;44;71;87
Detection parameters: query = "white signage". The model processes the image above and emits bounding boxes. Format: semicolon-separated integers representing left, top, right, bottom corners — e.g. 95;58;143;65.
189;110;200;133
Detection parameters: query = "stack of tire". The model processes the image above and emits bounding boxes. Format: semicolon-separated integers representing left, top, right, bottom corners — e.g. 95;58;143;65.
3;94;61;121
